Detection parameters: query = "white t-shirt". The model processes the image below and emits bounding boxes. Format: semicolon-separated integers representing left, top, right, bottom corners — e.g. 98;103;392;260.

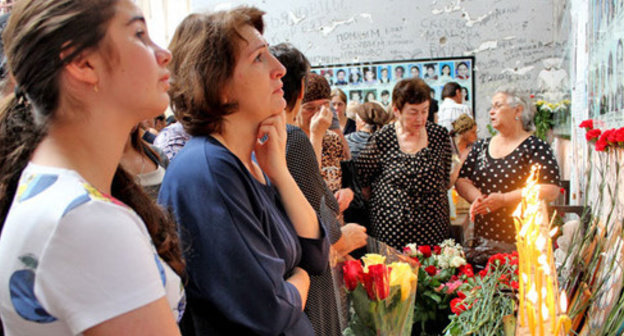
0;164;185;336
438;97;471;132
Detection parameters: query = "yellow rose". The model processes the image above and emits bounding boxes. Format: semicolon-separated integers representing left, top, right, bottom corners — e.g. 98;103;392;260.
389;262;417;301
362;254;386;272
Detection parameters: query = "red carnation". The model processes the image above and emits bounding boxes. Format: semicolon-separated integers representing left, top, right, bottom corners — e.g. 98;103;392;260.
511;281;519;290
478;269;488;277
596;137;608;151
418;245;432;258
585;128;601;141
606;128;618;143
457;291;467;300
425;265;438;276
458;264;474;278
530;94;535;98
342;260;363;291
615;128;624;142
433;245;442;255
450;298;467;315
579;119;593;129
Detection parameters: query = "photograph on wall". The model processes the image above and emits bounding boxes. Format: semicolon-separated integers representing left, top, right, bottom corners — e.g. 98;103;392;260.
312;56;476;116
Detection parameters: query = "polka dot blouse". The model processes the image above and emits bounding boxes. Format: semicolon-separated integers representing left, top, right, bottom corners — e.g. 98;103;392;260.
459;135;561;243
355;122;452;250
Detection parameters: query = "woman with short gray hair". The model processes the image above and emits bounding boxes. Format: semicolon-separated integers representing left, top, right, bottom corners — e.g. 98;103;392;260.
455;88;560;253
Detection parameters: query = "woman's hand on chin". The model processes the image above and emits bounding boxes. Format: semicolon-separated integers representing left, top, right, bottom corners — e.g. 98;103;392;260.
254;112;289;182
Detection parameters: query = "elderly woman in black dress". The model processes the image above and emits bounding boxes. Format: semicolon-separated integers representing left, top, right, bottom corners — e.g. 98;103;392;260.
455;88;560;245
356;78;452;250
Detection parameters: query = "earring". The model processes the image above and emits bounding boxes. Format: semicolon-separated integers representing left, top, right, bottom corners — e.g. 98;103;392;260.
93;84;99;93
515;116;520;121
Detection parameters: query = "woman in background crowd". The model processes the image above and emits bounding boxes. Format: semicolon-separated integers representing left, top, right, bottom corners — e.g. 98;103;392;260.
331;88;356;135
345;102;392;160
120;125;169;200
160;9;328;335
0;1;185;335
297;74;354;213
449;114;478;186
356;78;451;250
456;88;560;246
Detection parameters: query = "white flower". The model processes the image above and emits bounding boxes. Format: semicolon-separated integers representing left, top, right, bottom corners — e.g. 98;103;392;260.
404;243;420;256
437;256;450;269
450;256;466;268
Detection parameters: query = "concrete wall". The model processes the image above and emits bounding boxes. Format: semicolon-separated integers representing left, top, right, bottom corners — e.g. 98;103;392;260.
191;0;565;137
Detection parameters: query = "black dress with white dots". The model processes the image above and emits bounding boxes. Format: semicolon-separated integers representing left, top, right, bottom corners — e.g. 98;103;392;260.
458;135;561;243
355;122;452;250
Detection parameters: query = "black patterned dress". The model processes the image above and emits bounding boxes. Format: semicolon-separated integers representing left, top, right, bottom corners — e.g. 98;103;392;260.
355;122;452;250
458;135;561;244
286;124;344;336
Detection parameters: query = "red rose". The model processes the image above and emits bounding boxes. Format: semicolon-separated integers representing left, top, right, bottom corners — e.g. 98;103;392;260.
579;119;593;129
418;245;432;258
342;260;363;291
425;265;438;276
585;128;601;141
363;264;390;300
450;298;467;315
433;245;442;255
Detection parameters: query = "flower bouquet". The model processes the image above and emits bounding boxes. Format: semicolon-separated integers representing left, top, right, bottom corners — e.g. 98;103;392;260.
445;252;519;336
342;253;418;336
403;239;474;334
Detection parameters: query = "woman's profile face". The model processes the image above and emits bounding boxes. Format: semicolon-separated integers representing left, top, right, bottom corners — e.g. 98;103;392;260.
463;125;478;144
103;0;173;120
222;25;286;121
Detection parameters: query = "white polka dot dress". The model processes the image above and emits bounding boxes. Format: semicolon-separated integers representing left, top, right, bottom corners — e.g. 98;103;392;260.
459;136;561;243
355;122;452;250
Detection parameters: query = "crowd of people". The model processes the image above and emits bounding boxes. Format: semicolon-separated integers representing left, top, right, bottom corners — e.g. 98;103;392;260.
0;1;561;335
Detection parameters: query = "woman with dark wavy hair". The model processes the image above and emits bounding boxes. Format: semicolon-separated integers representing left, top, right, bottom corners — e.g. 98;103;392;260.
0;1;184;335
160;7;328;335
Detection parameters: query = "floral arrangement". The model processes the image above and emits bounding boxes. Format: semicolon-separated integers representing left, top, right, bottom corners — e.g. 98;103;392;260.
445;252;519;335
342;253;418;336
534;99;571;141
403;239;474;334
579;119;624;152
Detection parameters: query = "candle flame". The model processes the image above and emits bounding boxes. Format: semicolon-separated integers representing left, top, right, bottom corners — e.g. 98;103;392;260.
560;292;568;312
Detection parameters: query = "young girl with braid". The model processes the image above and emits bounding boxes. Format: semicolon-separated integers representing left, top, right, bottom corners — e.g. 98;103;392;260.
0;1;185;335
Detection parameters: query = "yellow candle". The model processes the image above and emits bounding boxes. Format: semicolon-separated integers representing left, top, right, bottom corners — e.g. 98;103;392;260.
528;305;536;335
553;316;562;335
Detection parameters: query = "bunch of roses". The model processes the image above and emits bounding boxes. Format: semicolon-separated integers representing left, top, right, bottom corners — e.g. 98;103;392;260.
342;254;418;336
403;239;475;332
579;119;624;152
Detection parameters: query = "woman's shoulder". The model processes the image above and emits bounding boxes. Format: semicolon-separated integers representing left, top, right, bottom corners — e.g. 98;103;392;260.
426;121;450;137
